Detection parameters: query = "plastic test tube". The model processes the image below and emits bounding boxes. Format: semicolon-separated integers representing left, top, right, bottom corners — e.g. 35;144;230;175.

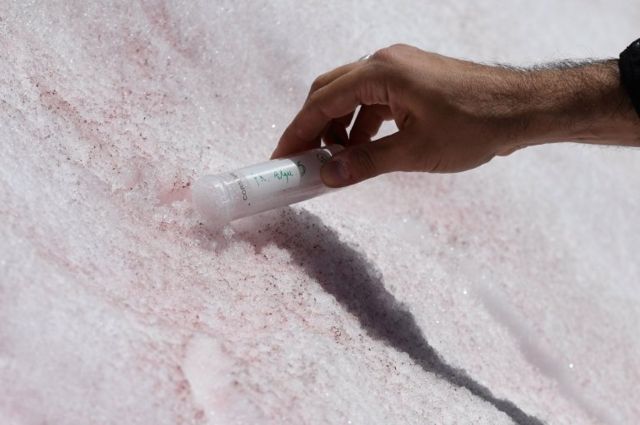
192;145;343;229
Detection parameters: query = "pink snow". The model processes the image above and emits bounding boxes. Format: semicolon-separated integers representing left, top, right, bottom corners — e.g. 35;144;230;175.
1;1;639;425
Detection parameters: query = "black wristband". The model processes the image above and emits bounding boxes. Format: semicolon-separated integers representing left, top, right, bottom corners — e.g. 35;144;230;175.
619;38;640;118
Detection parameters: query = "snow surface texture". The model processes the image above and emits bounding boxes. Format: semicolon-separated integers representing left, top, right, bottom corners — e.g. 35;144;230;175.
1;1;639;424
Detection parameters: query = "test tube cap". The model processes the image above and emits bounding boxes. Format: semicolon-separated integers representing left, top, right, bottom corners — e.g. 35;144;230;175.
192;174;232;230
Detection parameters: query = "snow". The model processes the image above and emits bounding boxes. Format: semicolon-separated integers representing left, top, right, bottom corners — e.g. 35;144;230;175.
1;1;639;424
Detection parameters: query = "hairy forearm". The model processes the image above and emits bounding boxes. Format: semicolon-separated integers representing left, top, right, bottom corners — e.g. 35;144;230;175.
504;60;640;149
275;44;640;184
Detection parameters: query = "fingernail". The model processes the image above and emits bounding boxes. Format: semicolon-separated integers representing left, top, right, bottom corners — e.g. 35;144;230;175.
321;158;350;186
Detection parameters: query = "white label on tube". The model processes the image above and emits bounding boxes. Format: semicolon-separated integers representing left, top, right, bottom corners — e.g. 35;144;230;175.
227;147;334;216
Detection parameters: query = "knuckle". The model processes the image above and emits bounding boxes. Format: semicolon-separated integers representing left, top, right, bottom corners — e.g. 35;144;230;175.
371;43;409;63
309;80;321;93
305;91;330;119
309;73;330;93
307;90;322;106
371;47;395;63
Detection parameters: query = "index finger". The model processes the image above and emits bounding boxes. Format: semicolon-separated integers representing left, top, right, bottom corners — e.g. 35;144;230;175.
271;64;388;158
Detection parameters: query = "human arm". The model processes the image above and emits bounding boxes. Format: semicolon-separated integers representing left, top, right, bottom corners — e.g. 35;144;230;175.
270;44;640;187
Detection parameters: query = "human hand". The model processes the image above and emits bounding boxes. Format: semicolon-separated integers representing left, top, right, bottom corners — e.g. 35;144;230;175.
271;44;638;187
270;44;527;187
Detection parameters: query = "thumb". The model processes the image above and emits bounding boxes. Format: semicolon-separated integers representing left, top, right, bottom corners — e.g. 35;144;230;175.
320;133;408;188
